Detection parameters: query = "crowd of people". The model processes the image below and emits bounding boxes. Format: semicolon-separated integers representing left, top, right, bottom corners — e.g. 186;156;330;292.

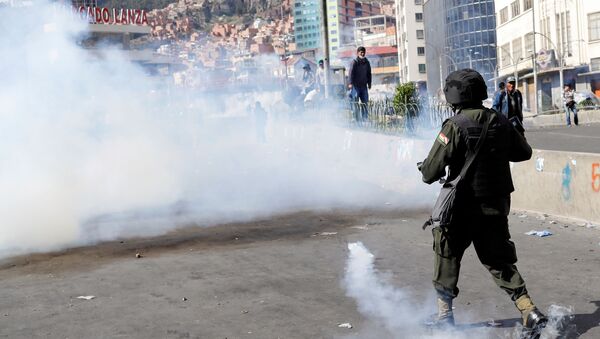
294;45;585;129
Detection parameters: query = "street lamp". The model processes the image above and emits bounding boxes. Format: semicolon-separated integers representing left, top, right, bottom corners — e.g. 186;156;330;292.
474;51;498;90
279;34;293;87
467;49;473;69
426;42;458;93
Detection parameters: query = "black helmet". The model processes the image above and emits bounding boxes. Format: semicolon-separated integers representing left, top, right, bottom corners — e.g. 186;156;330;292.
444;69;488;105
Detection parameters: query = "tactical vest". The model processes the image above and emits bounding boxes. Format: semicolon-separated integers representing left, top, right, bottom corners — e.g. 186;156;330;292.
449;109;514;197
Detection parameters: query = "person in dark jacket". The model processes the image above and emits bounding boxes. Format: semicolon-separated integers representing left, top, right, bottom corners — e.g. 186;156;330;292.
348;46;372;120
419;69;547;337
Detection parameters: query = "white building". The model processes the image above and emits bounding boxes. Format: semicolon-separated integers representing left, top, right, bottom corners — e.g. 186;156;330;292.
496;0;600;112
395;0;427;91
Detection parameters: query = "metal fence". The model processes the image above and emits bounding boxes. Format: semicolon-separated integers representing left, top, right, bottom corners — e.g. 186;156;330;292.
344;98;454;135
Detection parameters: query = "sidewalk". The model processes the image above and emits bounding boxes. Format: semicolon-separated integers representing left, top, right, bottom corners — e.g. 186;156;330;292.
524;108;600;128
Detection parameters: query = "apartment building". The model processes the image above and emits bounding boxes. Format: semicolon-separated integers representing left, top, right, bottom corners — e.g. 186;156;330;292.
496;0;600;112
396;0;427;90
294;0;379;56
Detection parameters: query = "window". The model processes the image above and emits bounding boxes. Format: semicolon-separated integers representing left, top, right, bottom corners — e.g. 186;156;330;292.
416;29;424;39
591;57;600;71
417;47;425;56
501;42;511;67
524;32;534;55
295;2;301;7
330;30;337;34
418;64;426;73
523;0;532;11
415;13;423;22
540;16;551;48
499;7;508;24
414;0;422;4
512;37;522;62
557;11;573;55
331;38;338;42
511;1;520;18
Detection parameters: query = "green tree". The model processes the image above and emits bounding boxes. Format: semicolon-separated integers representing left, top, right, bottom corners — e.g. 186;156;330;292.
393;81;420;116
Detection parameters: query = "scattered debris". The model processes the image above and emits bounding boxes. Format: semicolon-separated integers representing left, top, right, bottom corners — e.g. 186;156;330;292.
312;232;338;236
338;323;353;329
76;296;95;300
351;226;369;230
549;220;557;224
535;157;544;172
135;253;142;258
537;216;546;221
384;202;392;205
525;230;553;237
518;214;528;218
402;219;408;222
242;310;249;314
182;297;188;301
487;320;501;327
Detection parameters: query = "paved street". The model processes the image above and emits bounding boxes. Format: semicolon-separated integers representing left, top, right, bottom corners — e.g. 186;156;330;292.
0;208;598;338
527;123;600;154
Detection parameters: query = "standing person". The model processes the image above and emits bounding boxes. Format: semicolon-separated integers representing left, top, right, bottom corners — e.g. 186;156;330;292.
315;59;325;94
492;76;523;122
418;69;547;336
348;46;372;120
301;63;315;95
564;84;578;126
494;81;505;99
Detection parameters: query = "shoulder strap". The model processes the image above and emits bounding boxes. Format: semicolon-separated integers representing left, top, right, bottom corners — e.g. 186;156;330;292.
450;111;491;181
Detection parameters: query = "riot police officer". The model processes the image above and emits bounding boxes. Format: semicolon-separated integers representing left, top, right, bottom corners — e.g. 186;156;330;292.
419;69;547;336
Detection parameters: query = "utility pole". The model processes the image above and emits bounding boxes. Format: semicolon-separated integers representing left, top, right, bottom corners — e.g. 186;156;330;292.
320;0;330;98
532;2;539;114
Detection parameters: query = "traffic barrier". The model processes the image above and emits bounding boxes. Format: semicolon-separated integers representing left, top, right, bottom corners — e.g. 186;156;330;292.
511;149;600;224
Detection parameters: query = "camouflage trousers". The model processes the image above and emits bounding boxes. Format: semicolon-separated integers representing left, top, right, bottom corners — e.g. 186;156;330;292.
432;215;528;301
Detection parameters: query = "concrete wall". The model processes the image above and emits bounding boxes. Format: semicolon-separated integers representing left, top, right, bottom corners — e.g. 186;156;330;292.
278;123;600;223
524;108;600;128
511;149;600;224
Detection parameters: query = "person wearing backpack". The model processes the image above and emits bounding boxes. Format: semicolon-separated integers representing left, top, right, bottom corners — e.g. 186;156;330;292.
492;76;523;122
418;69;547;337
563;83;578;126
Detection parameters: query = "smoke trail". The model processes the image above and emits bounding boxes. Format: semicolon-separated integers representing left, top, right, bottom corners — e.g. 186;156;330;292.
344;242;577;339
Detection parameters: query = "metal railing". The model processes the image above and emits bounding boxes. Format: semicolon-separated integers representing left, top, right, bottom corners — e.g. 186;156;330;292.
343;97;454;135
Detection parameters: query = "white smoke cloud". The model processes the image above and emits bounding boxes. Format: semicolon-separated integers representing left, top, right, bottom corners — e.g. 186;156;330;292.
0;1;437;258
343;242;577;339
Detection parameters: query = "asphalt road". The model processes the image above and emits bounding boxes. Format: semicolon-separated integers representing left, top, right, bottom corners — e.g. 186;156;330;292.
0;208;598;338
527;123;600;154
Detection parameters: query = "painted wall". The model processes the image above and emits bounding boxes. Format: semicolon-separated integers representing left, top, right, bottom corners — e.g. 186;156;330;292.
278;123;600;223
511;150;600;223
